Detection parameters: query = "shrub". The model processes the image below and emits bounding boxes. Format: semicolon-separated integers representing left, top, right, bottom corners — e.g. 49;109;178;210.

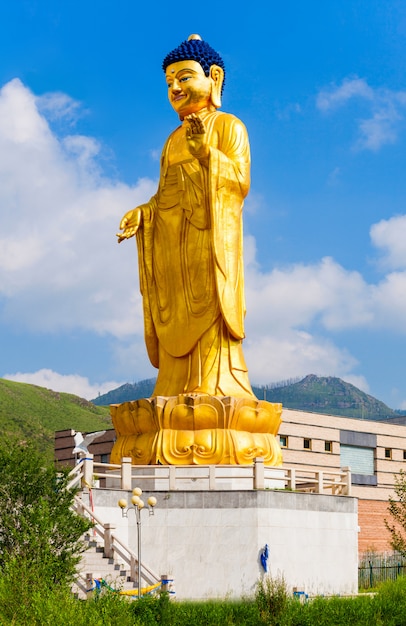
0;439;91;587
386;470;406;557
255;574;290;625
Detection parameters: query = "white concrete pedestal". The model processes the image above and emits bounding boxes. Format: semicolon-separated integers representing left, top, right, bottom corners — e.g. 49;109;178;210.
90;488;358;600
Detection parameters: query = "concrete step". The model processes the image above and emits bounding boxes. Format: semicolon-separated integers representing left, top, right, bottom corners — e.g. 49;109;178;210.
73;534;138;600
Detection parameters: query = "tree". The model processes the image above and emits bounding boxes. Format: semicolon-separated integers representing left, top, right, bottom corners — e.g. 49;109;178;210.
385;469;406;556
0;439;92;586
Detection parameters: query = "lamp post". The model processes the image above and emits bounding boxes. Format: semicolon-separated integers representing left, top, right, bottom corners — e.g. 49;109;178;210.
118;487;157;598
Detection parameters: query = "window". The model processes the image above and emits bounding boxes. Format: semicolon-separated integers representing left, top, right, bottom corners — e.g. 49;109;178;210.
385;448;392;460
100;454;109;463
325;441;332;453
340;445;374;476
403;450;406;461
279;435;288;448
340;430;377;486
303;438;311;450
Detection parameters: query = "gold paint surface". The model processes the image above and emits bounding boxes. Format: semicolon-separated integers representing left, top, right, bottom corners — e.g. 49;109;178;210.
110;396;282;466
114;39;283;465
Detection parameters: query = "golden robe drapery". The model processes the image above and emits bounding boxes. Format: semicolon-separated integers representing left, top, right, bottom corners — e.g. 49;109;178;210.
136;109;254;398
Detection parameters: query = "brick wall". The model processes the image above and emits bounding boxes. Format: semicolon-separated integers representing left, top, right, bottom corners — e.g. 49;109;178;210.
358;499;393;553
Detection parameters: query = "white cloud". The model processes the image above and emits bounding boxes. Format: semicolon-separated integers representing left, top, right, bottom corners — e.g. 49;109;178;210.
371;271;406;328
341;375;370;394
327;166;341;186
316;77;374;111
245;255;373;334
243;191;265;216
357;109;399;151
243;254;366;386
275;102;302;120
0;78;156;339
244;330;359;387
36;90;83;124
243;220;406;386
370;214;406;270
316;77;406;151
366;215;406;328
149;148;161;161
111;338;156;380
3;368;122;401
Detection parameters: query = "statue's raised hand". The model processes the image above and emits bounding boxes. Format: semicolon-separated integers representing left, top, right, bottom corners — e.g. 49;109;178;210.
117;206;143;243
185;114;210;162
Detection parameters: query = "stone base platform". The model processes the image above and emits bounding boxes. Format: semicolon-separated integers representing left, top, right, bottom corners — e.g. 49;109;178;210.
89;487;359;599
110;394;283;466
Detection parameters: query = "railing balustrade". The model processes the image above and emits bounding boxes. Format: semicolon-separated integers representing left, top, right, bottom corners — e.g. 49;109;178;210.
68;456;351;496
72;494;160;587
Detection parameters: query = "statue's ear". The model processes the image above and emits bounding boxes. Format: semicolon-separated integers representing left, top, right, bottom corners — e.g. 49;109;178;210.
209;64;224;108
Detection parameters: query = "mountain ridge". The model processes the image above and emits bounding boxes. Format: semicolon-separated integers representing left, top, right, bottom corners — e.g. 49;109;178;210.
92;374;405;421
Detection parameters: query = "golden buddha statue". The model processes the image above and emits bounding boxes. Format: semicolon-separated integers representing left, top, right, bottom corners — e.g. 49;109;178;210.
111;35;282;466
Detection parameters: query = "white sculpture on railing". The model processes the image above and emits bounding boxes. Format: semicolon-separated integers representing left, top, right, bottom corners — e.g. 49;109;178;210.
72;430;106;459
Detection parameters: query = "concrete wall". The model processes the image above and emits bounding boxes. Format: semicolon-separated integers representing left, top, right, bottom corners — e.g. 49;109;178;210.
88;488;358;600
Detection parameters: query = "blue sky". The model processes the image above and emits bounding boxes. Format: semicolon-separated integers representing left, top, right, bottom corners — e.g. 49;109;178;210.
1;1;406;409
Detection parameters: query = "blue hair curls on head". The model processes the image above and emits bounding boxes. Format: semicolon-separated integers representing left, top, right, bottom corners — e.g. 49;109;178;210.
162;36;226;91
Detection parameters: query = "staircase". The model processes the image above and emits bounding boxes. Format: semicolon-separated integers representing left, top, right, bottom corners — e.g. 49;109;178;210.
72;532;137;600
71;496;163;600
67;460;169;600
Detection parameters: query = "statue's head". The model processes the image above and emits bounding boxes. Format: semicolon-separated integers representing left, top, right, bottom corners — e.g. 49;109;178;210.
163;34;225;118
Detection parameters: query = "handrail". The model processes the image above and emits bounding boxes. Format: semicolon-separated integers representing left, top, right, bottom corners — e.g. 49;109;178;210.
78;456;351;495
282;466;351;495
66;461;84;491
74;494;105;528
72;572;90;596
72;493;160;586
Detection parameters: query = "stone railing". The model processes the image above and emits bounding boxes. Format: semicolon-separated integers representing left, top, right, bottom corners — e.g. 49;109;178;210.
72;494;161;588
68;456;351;496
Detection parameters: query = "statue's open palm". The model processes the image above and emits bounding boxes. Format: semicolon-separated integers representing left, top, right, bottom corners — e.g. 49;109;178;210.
185;114;209;161
117;206;143;242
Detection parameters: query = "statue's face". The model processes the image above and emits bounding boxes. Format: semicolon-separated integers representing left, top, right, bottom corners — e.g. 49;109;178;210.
165;60;212;118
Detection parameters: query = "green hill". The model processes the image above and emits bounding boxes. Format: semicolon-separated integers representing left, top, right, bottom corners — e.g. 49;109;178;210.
253;374;400;420
0;378;111;457
93;374;402;421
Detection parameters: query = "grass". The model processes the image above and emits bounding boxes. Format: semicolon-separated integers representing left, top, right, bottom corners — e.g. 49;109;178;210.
2;574;406;625
0;378;111;457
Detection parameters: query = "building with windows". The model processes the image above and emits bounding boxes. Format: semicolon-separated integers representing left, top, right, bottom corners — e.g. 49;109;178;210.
280;408;406;553
55;408;406;555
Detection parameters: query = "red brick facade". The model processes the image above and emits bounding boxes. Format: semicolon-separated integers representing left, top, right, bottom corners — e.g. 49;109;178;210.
358;500;393;553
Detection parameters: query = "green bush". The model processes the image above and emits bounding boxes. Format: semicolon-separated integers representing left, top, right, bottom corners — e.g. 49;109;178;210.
386;469;406;557
0;570;140;626
0;439;92;588
131;592;172;625
255;574;290;625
